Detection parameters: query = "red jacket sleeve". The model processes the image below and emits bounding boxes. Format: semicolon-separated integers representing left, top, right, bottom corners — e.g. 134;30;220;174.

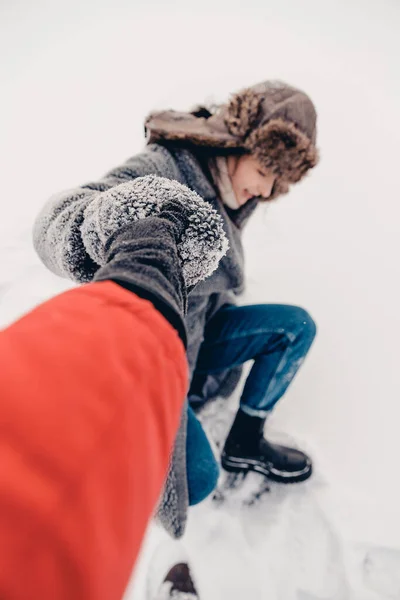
0;281;188;600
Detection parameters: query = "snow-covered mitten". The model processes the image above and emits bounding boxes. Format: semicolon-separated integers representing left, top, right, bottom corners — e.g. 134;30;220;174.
81;175;229;288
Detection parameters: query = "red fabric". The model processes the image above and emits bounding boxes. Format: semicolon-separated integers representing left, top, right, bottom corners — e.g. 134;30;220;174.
0;281;187;600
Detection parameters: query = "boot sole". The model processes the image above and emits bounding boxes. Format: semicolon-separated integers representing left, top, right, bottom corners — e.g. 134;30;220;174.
221;453;313;484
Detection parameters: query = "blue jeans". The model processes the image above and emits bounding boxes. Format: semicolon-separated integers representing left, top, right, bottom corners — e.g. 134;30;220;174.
187;304;317;505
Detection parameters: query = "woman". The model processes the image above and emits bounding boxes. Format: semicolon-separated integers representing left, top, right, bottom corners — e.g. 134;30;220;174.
33;80;319;538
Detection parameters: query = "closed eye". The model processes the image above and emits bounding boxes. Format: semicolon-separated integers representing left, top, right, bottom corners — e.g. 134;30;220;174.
258;169;266;177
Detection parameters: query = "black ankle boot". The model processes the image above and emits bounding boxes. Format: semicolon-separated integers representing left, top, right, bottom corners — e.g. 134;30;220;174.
221;409;313;483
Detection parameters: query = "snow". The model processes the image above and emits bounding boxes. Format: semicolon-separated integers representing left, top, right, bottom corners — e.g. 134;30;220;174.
1;0;400;598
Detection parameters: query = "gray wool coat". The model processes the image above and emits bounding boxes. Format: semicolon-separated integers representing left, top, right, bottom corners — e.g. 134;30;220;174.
33;142;258;536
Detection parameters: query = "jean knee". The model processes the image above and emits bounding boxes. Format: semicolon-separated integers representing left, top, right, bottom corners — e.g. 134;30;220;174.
295;307;317;342
188;453;220;506
186;407;220;506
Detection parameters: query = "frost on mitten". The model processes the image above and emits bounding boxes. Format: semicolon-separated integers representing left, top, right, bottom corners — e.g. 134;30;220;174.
81;175;228;287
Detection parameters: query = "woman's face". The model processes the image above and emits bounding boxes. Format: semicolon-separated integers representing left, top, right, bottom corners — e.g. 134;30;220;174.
227;154;275;206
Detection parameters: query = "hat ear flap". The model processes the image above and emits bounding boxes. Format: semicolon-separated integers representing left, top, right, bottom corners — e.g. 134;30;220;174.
264;124;298;150
246;118;319;183
224;88;263;139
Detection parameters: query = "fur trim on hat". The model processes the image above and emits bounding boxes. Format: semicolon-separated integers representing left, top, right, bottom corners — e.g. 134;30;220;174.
246;118;319;183
224;88;263;138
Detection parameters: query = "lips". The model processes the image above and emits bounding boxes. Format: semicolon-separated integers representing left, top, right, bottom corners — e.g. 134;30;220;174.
242;190;254;203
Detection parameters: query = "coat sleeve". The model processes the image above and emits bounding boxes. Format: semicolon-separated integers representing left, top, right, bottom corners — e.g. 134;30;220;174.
0;280;188;600
32;144;181;283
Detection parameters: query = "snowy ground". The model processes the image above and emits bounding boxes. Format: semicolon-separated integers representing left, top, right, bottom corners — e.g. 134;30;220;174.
1;0;400;598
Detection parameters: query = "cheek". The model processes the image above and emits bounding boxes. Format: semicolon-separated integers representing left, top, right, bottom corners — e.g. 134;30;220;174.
230;171;241;194
232;167;248;192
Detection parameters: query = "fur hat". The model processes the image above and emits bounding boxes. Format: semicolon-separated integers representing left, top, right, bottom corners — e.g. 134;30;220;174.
145;81;319;199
